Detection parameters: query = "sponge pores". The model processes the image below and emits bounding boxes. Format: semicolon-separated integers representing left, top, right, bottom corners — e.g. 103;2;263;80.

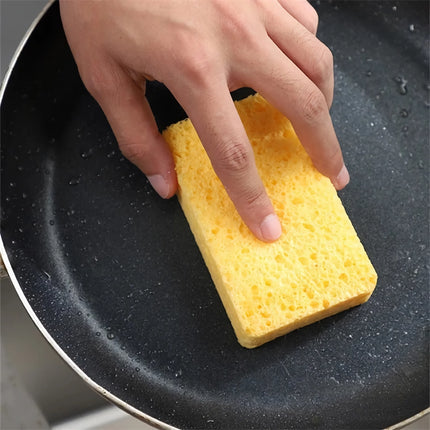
162;94;377;348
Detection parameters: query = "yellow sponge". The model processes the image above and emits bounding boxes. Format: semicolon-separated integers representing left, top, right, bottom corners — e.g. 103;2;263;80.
163;94;377;348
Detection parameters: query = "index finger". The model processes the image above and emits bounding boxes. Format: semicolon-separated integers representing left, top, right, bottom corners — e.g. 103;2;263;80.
170;81;282;243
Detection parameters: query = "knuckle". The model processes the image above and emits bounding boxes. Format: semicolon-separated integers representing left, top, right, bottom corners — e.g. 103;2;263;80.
306;6;319;35
119;140;148;165
301;89;327;124
180;54;214;86
174;35;216;86
81;66;107;98
223;14;255;42
81;62;119;101
311;45;333;85
253;0;266;8
214;0;253;38
326;145;342;165
215;141;252;173
242;185;267;209
314;145;342;177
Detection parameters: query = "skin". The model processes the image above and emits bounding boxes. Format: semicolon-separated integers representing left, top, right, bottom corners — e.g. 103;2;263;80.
60;0;349;242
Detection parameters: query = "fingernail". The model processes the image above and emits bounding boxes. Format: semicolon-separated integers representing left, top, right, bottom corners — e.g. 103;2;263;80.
333;164;350;190
147;174;169;198
260;214;282;242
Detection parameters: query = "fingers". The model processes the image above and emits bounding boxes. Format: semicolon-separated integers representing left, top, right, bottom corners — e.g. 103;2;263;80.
247;41;349;190
264;2;334;107
277;0;319;35
171;80;282;242
84;60;177;198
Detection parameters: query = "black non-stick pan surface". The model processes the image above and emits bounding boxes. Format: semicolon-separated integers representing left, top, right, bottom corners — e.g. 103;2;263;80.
1;1;429;428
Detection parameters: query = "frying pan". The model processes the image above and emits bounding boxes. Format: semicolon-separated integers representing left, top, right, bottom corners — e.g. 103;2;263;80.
1;1;428;428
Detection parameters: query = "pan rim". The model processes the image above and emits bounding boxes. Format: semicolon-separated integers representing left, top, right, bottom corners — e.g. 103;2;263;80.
0;1;427;428
385;408;429;430
0;240;176;430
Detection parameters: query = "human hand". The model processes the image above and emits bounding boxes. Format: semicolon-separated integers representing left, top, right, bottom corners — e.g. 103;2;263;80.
60;0;349;242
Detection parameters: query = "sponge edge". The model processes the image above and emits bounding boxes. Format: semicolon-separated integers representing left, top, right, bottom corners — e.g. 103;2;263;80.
163;94;377;348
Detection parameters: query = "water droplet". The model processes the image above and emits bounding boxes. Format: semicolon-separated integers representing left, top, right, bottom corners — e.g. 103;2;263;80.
394;76;408;95
400;109;409;118
409;24;415;32
49;219;54;225
107;150;116;158
366;70;372;77
107;332;115;340
18;227;23;233
77;311;82;316
135;367;140;372
17;166;23;171
96;331;101;337
80;149;93;159
418;160;424;169
68;177;81;186
402;125;409;132
9;182;16;188
22;193;27;199
392;5;397;11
